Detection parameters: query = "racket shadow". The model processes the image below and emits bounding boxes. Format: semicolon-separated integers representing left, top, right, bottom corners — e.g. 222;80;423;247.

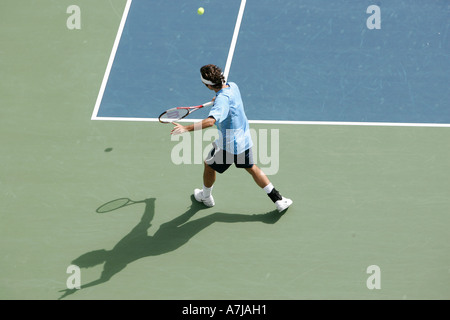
58;196;285;299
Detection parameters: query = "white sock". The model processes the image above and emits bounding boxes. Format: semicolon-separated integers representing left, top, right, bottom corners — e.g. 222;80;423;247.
263;183;274;194
203;185;213;198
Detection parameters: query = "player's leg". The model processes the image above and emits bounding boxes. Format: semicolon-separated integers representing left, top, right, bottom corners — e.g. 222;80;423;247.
235;146;292;213
194;161;216;207
244;164;269;188
203;161;216;188
245;164;293;212
194;144;231;207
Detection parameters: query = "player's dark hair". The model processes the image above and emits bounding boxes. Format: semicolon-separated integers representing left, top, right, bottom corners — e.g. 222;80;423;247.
200;64;225;89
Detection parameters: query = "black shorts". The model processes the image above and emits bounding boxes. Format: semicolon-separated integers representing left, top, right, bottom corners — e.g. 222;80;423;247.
205;143;254;174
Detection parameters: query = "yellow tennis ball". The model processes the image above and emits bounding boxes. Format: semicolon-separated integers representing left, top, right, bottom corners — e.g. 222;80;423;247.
197;7;205;15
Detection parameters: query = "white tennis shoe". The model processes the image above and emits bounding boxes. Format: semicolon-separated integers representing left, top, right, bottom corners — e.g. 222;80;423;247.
194;189;215;207
275;197;293;212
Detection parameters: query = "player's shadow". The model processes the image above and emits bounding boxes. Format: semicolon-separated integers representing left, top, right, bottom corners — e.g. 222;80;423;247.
58;196;286;299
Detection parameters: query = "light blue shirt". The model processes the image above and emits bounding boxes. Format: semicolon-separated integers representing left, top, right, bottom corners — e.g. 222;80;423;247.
208;82;253;154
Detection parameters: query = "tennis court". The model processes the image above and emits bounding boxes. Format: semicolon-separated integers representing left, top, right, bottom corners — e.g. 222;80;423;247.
1;0;449;301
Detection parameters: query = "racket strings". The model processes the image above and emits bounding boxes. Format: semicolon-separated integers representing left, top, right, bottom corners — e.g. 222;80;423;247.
160;108;189;123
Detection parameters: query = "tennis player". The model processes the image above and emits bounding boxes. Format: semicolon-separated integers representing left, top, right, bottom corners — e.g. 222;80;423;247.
171;64;292;212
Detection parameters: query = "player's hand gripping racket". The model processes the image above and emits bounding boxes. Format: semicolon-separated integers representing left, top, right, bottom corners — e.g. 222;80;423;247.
158;101;214;123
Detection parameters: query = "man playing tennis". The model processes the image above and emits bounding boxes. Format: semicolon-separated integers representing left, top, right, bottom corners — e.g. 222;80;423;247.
171;64;292;212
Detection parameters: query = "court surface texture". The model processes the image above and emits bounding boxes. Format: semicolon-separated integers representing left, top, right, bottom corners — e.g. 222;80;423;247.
1;0;449;300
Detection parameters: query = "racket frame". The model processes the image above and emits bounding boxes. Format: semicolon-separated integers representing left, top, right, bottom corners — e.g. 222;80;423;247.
158;101;214;123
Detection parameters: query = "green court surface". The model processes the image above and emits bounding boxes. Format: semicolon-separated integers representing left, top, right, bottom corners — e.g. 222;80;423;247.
1;0;449;300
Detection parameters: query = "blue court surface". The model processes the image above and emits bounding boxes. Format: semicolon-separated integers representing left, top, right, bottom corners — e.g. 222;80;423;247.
93;0;449;125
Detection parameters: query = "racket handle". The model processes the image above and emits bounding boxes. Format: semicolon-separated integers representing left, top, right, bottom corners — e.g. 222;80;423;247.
203;101;214;107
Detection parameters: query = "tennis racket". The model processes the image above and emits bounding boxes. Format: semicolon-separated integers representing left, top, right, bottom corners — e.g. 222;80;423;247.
158;101;214;123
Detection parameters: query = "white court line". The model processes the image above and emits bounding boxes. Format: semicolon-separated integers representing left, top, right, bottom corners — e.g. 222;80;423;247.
91;117;450;127
91;0;133;120
223;0;247;81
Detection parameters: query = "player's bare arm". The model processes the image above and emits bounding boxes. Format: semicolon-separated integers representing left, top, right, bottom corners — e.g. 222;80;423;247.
171;117;216;135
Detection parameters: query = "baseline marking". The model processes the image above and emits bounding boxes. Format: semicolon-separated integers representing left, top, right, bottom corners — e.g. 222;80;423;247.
91;117;450;128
